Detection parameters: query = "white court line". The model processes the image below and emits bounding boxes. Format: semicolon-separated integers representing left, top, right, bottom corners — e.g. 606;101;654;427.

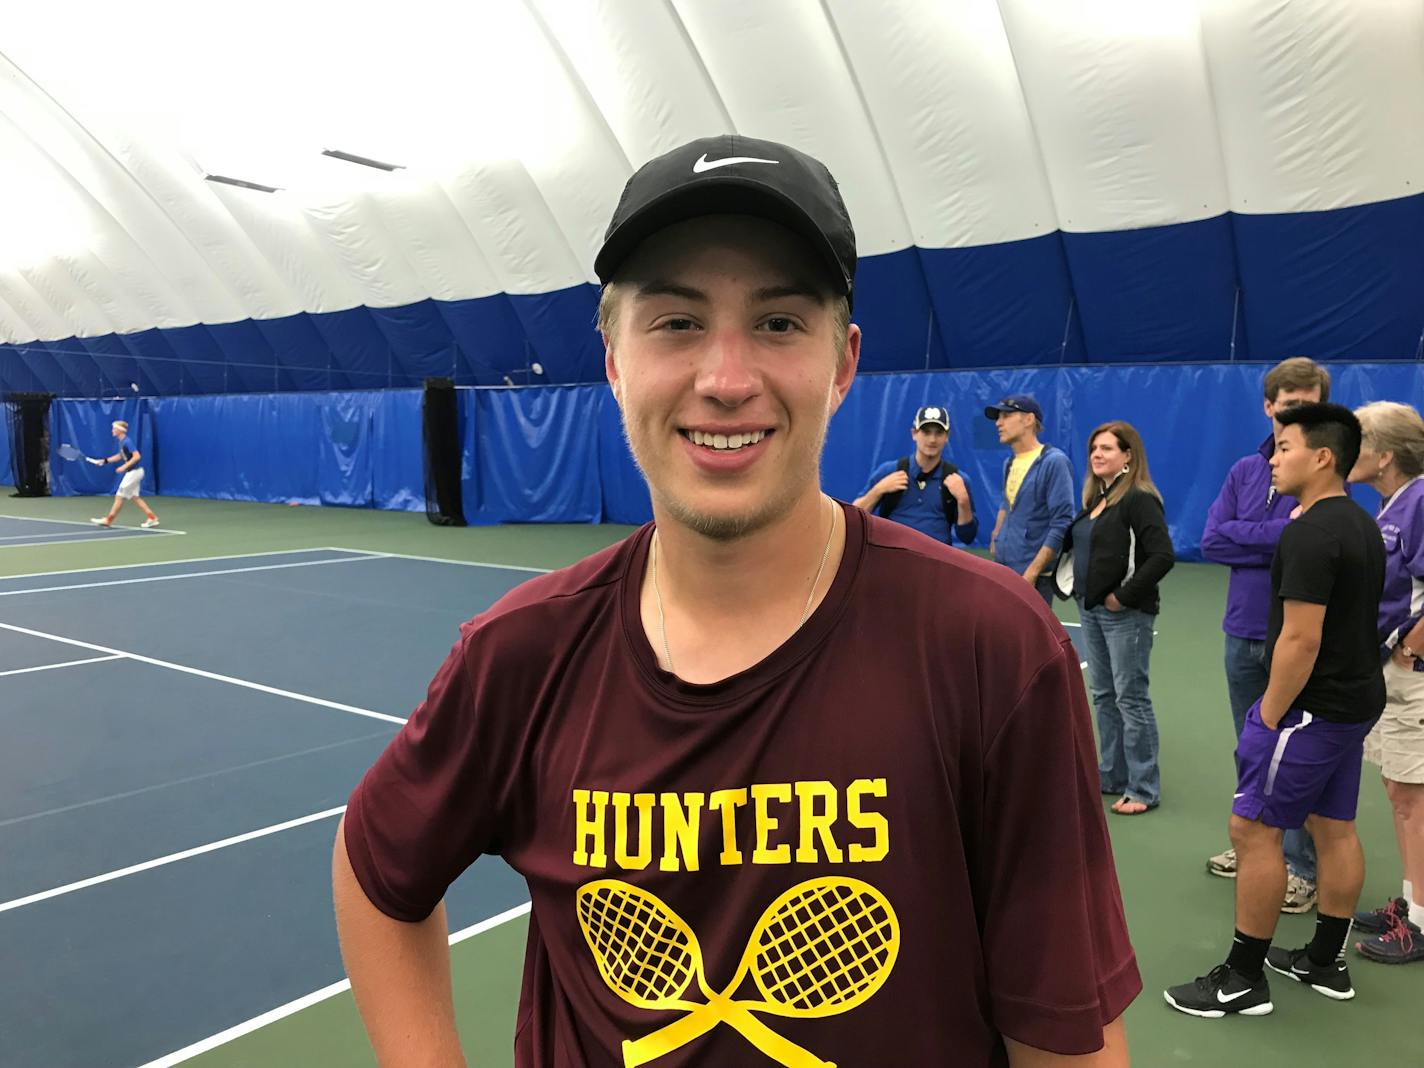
0;546;363;583
0;654;122;678
0;532;184;551
0;622;408;726
0;806;347;915
0;553;386;598
136;902;533;1068
0;528;185;544
323;545;552;574
0;514;126;529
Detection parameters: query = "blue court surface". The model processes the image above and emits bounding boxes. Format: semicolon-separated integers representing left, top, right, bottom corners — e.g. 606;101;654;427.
0;515;183;549
0;549;543;1067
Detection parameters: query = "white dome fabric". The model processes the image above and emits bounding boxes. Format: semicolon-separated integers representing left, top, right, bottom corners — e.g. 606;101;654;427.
1;0;1421;395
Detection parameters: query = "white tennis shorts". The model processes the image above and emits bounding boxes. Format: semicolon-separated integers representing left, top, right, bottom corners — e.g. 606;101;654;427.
1365;657;1424;784
117;468;145;499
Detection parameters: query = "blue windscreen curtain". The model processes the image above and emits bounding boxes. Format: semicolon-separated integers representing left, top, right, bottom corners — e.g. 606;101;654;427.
50;398;153;498
459;386;602;525
39;362;1424;558
141;391;423;509
0;403;11;487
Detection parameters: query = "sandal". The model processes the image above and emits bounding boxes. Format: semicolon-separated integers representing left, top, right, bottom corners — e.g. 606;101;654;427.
1111;796;1151;815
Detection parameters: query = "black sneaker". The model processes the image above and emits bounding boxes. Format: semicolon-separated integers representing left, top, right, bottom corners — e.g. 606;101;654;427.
1265;945;1355;1000
1353;897;1408;936
1164;964;1273;1018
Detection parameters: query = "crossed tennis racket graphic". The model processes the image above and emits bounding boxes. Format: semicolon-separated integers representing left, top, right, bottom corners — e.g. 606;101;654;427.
577;876;900;1067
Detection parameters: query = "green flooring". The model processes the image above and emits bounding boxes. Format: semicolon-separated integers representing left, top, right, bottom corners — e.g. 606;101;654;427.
4;490;1419;1066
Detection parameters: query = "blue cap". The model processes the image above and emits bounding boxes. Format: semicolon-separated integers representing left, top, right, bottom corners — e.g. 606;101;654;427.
984;394;1043;421
913;406;950;430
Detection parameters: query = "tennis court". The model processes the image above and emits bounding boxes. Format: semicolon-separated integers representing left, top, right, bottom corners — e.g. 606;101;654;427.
2;492;1420;1067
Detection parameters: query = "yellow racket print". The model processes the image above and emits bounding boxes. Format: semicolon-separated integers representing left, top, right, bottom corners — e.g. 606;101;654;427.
576;877;899;1067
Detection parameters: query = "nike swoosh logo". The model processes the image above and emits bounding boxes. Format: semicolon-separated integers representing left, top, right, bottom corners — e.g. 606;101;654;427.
1233;793;1244;799
692;154;779;173
1216;986;1254;1003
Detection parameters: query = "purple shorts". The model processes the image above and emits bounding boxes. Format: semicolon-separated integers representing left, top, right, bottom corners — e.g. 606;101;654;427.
1232;699;1378;828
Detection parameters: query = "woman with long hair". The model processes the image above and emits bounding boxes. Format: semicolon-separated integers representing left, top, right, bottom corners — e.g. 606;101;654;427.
1057;421;1175;814
1348;401;1424;964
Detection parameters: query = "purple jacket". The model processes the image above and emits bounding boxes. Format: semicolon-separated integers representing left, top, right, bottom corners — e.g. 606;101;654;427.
1200;435;1298;640
1376;477;1424;652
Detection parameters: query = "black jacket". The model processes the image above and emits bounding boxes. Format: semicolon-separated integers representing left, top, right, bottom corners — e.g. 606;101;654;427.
1057;486;1175;614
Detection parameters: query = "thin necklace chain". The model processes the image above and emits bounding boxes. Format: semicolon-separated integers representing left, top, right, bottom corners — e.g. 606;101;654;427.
651;497;837;675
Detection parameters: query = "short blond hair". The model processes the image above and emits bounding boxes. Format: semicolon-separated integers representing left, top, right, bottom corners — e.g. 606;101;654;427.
112;420;129;433
1355;401;1424;478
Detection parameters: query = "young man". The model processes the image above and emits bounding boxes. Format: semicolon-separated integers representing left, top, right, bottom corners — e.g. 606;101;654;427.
334;135;1138;1066
90;420;160;528
1165;403;1384;1018
985;396;1075;604
853;405;977;546
1200;358;1332;912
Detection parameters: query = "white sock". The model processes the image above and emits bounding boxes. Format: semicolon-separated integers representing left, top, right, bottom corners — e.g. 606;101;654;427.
1411;900;1424;930
1406;879;1415;903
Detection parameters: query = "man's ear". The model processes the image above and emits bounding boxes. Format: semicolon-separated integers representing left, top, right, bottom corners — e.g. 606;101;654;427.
604;335;622;405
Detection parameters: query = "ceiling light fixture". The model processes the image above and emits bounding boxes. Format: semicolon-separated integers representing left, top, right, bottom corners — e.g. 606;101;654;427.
203;173;281;193
321;149;406;171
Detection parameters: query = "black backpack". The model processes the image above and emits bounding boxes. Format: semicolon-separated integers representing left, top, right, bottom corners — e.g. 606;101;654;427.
876;457;962;525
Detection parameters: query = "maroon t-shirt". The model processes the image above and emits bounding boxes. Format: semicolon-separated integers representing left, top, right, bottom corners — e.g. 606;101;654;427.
345;504;1140;1067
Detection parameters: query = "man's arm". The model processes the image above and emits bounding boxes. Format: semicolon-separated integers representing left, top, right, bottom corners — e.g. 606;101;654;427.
944;471;979;545
1258;600;1325;728
1023;544;1057;584
1006;1017;1129;1067
1200;465;1287;566
990;508;1006;559
852;467;908;511
1025;456;1074;582
333;816;467;1066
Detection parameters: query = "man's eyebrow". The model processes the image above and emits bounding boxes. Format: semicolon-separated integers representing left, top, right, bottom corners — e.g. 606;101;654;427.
629;281;829;305
750;284;828;304
631;281;707;302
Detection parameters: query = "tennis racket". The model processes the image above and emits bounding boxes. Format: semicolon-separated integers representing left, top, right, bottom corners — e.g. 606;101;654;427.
578;877;899;1067
58;444;104;466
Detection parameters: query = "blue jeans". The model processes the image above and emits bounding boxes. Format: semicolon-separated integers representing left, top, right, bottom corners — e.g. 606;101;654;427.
1080;602;1160;807
1223;634;1318;881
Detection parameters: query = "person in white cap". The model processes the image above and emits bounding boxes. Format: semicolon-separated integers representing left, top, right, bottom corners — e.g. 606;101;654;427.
854;405;978;547
90;420;159;529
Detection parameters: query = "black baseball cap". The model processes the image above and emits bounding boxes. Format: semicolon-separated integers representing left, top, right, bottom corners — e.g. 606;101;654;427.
984;394;1044;421
913;406;950;431
594;135;857;308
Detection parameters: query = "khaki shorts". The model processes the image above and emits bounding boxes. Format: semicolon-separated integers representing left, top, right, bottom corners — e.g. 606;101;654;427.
1364;657;1424;784
117;468;145;499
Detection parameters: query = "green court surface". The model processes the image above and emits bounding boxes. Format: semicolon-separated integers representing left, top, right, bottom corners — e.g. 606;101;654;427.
3;491;1418;1067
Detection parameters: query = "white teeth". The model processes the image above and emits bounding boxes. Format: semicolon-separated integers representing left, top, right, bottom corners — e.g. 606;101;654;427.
689;429;766;450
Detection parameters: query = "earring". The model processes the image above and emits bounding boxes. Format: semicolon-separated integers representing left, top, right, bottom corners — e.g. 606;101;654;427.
1122;464;1130;474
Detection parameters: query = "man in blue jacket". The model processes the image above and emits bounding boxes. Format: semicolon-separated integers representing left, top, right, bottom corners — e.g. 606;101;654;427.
1200;357;1332;913
986;395;1076;605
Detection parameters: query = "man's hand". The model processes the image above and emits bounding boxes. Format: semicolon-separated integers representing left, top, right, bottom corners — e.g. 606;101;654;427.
1105;592;1124;612
876;470;910;497
1258;701;1284;731
943;472;967;499
1393;643;1417;669
1022;569;1040;585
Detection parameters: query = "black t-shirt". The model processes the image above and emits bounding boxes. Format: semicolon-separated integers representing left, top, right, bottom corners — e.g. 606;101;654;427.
1267;496;1385;722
